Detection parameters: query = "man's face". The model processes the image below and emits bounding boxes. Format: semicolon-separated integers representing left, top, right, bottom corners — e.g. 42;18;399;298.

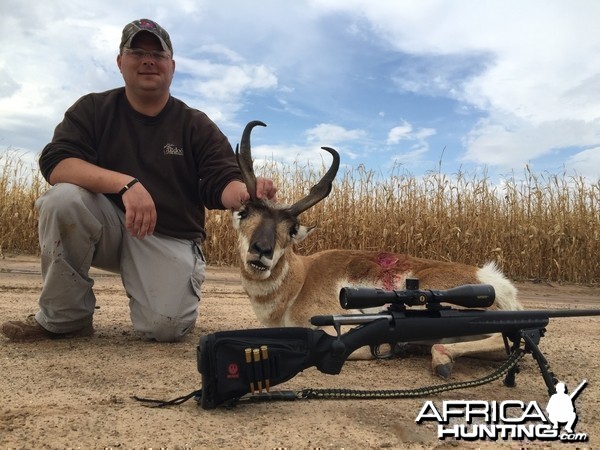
117;32;175;97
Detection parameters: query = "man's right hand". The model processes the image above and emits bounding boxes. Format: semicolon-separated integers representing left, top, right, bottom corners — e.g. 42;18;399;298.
121;182;157;239
49;158;157;239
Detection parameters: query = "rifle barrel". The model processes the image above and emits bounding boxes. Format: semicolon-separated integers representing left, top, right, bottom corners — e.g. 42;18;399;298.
311;308;600;328
543;309;600;318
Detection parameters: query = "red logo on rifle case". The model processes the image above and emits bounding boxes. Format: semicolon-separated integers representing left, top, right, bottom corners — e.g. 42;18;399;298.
227;363;240;379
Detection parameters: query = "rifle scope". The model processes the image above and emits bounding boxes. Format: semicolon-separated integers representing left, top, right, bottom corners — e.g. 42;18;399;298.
339;284;495;310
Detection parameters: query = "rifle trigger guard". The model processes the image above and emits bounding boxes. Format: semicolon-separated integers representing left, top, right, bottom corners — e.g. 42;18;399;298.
370;342;399;359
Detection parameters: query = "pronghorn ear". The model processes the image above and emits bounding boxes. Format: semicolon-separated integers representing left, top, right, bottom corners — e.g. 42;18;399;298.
292;225;316;244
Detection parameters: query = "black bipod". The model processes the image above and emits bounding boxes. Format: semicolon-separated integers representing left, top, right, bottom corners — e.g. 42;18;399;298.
502;328;558;396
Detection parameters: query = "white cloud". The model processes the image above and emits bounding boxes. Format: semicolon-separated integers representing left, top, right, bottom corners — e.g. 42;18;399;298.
174;46;278;106
387;122;413;144
387;120;435;146
305;124;366;145
248;144;337;169
463;115;600;169
175;60;277;110
0;2;126;152
564;148;600;181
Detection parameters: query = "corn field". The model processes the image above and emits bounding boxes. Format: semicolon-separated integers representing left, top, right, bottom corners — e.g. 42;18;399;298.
0;151;46;255
2;150;599;284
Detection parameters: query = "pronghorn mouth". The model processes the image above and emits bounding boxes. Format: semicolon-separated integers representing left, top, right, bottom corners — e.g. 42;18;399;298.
248;261;269;272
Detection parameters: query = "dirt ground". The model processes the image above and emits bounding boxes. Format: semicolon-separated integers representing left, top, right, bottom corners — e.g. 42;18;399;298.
1;254;599;449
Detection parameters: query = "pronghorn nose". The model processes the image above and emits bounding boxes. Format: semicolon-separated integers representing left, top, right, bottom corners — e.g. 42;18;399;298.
252;241;273;259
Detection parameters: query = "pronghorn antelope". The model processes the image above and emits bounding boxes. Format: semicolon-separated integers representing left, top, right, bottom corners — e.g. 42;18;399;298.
233;120;523;378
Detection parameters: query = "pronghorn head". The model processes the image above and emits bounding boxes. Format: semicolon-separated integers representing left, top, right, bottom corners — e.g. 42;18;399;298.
232;120;340;280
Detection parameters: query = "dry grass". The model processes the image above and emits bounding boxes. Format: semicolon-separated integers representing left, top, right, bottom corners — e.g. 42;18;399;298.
0;150;46;256
1;151;598;284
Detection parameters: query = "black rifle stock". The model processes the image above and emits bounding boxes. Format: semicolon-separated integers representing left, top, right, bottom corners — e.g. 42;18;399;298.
197;284;600;409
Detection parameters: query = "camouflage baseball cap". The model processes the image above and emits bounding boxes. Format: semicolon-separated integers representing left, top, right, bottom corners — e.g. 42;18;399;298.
120;19;173;54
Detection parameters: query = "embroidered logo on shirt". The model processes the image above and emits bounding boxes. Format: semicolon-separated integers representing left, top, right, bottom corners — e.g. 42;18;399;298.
163;143;184;156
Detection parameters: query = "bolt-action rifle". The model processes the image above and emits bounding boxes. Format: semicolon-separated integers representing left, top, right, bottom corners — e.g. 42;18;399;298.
138;280;600;409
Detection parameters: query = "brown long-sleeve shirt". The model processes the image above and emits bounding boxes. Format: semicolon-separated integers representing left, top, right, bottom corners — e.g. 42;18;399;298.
39;87;242;240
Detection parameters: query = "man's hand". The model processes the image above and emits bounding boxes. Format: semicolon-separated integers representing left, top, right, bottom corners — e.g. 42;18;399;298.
121;182;157;239
221;177;278;210
48;159;157;239
255;177;278;201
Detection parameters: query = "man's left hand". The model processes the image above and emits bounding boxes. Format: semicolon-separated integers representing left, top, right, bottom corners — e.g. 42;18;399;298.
255;177;277;201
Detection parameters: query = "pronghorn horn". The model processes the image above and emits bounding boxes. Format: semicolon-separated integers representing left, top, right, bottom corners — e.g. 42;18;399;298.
236;120;266;202
288;146;340;217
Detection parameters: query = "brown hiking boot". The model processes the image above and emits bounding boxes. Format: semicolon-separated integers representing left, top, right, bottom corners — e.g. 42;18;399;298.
1;315;94;341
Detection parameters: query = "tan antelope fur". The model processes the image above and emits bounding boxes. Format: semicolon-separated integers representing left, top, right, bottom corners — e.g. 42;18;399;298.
233;120;523;378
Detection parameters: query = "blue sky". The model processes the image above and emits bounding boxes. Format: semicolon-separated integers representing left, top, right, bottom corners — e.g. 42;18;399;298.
1;0;600;183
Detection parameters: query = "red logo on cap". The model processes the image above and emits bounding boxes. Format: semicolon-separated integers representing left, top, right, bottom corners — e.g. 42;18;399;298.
138;19;156;30
227;363;239;379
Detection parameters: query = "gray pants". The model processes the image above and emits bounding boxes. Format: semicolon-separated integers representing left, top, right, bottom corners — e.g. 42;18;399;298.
34;183;206;341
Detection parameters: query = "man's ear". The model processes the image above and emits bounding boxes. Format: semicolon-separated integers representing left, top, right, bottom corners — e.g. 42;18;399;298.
116;54;123;72
292;225;316;244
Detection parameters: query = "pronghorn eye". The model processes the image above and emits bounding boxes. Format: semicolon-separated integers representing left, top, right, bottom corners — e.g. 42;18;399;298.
289;224;299;237
237;208;248;220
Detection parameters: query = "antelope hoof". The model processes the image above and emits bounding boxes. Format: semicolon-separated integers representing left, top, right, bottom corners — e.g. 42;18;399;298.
432;344;454;379
434;362;454;379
